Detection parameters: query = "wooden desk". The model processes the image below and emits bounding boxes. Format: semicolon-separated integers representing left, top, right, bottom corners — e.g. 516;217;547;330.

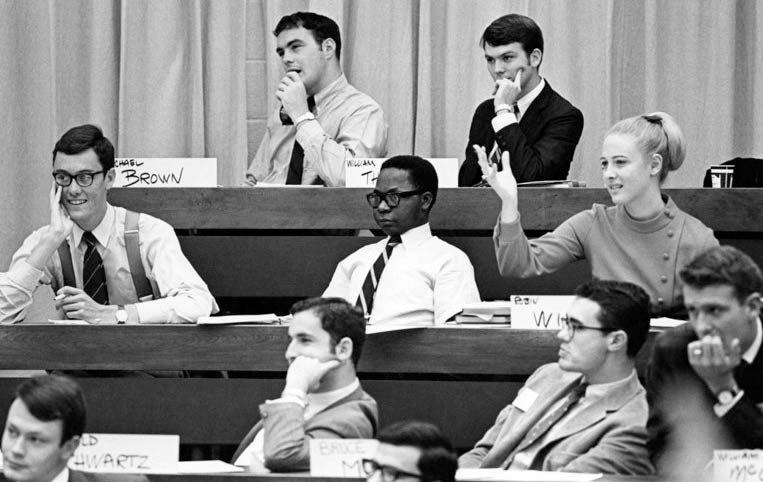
0;325;657;448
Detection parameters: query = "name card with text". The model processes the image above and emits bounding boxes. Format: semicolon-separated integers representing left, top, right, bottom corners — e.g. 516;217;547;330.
345;158;458;187
69;433;179;473
715;450;763;482
114;158;217;187
310;439;379;477
510;295;575;330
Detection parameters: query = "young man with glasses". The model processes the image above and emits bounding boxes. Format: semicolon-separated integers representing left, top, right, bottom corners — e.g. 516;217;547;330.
323;155;480;326
0;124;217;324
460;279;654;474
363;421;457;482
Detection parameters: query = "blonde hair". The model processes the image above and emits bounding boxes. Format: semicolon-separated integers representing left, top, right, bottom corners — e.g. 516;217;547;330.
606;112;685;183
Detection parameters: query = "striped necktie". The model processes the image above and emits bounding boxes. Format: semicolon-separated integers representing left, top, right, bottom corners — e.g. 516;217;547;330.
356;235;402;316
82;232;109;305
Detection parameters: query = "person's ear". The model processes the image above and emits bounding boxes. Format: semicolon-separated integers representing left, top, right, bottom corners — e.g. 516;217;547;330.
530;48;542;68
608;330;628;353
105;167;116;190
420;192;433;212
649;153;663;177
334;336;353;362
744;292;762;317
61;435;80;460
321;38;337;60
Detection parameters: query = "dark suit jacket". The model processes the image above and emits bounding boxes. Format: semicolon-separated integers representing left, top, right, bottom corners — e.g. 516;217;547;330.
459;363;653;475
646;323;763;472
459;81;584;186
231;385;378;472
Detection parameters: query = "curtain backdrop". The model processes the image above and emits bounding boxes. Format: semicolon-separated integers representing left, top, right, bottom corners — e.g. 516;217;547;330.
3;0;763;269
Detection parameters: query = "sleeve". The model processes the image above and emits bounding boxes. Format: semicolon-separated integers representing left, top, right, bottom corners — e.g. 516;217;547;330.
261;400;376;472
245;118;276;185
493;210;592;279
322;257;355;303
494;104;584;182
433;250;481;324
0;228;57;324
298;103;387;187
458;403;514;468
560;425;655;475
459;102;492;187
134;218;218;324
719;392;763;448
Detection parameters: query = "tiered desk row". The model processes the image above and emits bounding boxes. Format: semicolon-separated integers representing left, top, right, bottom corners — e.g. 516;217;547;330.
0;188;760;464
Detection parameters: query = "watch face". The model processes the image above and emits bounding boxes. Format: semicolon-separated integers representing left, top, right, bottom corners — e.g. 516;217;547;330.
116;308;128;323
718;391;735;404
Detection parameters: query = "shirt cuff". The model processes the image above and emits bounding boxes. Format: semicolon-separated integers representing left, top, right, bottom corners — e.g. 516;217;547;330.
491;112;518;132
265;396;307;408
11;260;45;290
713;389;745;417
295;118;324;146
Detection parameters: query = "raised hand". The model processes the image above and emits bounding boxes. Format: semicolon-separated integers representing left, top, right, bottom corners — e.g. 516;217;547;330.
276;72;310;121
475;146;519;223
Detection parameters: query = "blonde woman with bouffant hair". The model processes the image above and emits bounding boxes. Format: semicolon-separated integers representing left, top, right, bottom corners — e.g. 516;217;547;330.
479;111;718;317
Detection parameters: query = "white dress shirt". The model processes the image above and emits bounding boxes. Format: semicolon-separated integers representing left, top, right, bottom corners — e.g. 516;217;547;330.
491;77;546;132
323;223;481;326
0;204;218;323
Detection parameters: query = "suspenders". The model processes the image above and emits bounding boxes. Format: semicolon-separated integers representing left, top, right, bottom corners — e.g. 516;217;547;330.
56;210;157;300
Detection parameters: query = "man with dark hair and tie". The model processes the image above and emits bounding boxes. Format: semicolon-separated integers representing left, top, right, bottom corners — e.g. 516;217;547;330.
0;124;217;324
245;11;387;187
647;246;763;474
323;155;480;326
460;279;654;474
458;13;583;186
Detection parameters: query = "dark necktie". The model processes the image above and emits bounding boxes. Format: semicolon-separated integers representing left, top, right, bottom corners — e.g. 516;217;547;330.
517;381;588;451
356;236;402;316
285;96;316;185
82;232;109;305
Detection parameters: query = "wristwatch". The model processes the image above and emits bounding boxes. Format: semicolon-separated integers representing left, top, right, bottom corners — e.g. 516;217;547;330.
716;387;739;405
116;305;128;325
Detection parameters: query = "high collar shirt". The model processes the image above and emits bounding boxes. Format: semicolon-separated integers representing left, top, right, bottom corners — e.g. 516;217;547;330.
323;223;480;326
0;204;218;323
246;74;387;187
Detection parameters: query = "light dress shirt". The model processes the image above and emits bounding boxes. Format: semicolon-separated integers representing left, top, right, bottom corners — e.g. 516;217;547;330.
511;370;639;470
245;74;387;187
0;204;218;323
323;223;481;326
234;378;361;470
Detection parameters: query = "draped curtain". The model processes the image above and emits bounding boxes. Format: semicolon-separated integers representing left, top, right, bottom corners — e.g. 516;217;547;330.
3;0;763;269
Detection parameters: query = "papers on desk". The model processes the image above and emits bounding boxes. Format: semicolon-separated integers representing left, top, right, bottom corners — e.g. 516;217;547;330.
197;314;281;325
516;180;586;188
650;317;686;329
366;324;427;334
456;469;601;481
178;460;244;474
48;319;89;325
456;301;512;324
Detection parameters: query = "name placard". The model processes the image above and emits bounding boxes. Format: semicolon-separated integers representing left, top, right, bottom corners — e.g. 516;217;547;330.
345;158;458;188
714;450;763;482
68;433;179;473
113;158;217;187
310;439;379;477
510;295;575;330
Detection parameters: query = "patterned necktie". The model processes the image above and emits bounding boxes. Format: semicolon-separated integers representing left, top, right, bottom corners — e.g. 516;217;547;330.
285;96;316;185
513;103;520;121
356;235;402;316
518;381;588;450
82;232;109;305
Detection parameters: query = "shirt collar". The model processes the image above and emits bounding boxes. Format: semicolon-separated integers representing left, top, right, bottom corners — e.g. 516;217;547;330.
398;222;432;248
743;317;762;364
313;74;348;111
517;77;545;117
583;369;638;399
71;204;115;249
50;466;69;482
307;377;359;407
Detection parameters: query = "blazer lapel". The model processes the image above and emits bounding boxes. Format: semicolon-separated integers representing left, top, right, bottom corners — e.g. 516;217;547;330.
518;82;553;135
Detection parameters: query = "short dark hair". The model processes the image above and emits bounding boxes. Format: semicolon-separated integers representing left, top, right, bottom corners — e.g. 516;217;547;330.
290;297;366;365
13;375;86;446
273;12;342;60
679;246;763;303
480;13;544;62
377;421;457;482
574;279;651;357
52;124;115;171
380;155;438;211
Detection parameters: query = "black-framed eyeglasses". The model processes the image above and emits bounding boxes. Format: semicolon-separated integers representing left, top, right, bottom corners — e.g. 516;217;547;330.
362;459;422;482
560;317;613;339
366;189;424;208
52;170;107;187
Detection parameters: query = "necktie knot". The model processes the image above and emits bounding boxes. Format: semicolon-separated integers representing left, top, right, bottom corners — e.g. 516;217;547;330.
82;232;97;248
